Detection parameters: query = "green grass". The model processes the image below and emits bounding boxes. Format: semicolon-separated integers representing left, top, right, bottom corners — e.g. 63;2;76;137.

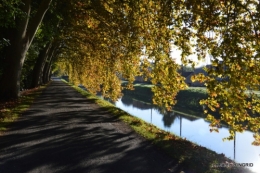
0;84;49;132
64;80;252;173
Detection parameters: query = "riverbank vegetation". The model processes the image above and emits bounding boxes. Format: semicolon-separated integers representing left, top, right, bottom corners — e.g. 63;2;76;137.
67;80;253;173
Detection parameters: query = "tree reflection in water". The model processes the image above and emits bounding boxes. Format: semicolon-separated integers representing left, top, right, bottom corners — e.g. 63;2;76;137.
121;94;180;129
156;107;179;128
118;93;253;166
121;95;153;110
118;94;242;162
120;96;133;107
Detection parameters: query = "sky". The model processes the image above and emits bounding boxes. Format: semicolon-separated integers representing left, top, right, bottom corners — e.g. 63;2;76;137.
169;30;216;67
170;47;212;67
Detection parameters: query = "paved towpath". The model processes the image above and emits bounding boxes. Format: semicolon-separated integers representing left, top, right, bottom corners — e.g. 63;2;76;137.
0;79;178;173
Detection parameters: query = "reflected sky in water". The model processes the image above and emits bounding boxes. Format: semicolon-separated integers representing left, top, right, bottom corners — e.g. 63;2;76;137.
115;97;260;173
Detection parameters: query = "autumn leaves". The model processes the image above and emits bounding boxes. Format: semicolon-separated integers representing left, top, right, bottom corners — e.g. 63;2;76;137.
55;0;260;145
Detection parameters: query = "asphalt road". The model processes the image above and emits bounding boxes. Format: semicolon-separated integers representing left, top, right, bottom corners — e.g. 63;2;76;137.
0;80;178;173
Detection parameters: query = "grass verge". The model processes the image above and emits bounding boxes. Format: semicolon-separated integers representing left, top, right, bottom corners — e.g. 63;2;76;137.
63;80;253;173
0;83;50;132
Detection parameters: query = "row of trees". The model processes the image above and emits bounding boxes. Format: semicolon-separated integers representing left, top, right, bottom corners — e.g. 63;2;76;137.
1;0;260;145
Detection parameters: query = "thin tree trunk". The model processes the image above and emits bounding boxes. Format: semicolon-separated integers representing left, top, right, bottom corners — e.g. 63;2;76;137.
46;60;53;82
46;50;59;82
42;62;49;84
0;0;52;100
42;46;58;84
31;41;52;88
42;59;52;84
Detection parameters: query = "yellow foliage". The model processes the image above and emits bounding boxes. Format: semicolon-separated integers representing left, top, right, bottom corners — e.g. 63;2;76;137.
56;0;260;145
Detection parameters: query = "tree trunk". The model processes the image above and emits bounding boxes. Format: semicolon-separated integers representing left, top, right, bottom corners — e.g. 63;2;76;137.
0;37;30;99
46;61;53;82
31;41;52;88
47;50;60;83
42;46;57;84
42;58;52;84
42;63;48;84
0;0;52;100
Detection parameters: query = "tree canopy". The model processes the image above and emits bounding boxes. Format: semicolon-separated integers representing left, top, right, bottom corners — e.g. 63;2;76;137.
1;0;260;145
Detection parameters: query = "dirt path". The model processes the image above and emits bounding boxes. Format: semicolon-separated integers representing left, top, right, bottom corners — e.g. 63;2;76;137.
0;80;178;173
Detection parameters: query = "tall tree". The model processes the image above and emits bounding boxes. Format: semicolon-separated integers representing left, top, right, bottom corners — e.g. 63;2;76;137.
1;0;260;145
0;0;52;100
56;0;260;145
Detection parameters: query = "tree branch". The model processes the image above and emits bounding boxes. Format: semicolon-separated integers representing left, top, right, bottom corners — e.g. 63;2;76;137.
27;0;52;46
17;0;31;40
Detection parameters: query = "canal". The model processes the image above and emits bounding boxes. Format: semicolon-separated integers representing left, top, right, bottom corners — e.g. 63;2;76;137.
112;95;260;173
73;80;260;173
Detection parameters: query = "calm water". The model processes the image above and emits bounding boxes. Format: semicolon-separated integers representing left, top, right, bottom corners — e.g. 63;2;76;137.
113;95;260;173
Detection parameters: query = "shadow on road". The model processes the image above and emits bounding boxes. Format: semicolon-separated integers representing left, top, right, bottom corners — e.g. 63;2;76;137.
0;81;177;173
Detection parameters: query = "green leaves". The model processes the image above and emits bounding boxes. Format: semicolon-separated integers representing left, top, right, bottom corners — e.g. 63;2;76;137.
0;0;23;28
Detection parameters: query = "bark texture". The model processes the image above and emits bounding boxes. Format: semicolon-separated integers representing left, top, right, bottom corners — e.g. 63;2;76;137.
31;41;52;88
0;0;52;100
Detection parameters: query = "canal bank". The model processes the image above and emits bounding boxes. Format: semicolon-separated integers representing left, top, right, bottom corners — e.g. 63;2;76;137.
117;83;260;173
114;95;260;173
67;80;257;173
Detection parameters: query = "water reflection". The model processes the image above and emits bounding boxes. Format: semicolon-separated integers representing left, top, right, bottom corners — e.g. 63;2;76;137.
162;112;176;128
75;81;259;171
121;96;199;131
121;96;152;110
118;94;260;173
180;117;182;137
234;132;236;161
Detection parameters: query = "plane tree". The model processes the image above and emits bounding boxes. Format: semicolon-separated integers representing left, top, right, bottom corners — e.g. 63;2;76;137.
185;0;260;145
1;0;260;145
0;0;52;99
56;0;260;145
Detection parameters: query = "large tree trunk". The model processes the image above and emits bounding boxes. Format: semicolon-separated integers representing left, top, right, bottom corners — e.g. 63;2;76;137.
31;41;52;88
0;0;52;100
0;36;30;99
